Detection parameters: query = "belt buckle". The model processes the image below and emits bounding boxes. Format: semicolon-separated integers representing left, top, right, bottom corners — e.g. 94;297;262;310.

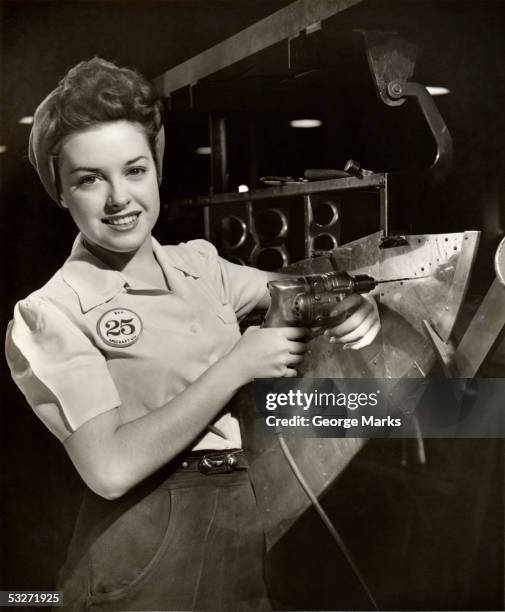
197;452;239;475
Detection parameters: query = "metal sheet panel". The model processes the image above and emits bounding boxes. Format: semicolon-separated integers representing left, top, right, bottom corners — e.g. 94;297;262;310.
242;230;479;548
455;279;505;378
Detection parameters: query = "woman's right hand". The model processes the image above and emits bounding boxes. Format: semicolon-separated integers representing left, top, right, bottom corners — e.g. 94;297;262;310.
63;326;310;500
227;326;310;383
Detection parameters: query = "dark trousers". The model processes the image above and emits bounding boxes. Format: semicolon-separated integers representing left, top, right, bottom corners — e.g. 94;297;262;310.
58;457;271;611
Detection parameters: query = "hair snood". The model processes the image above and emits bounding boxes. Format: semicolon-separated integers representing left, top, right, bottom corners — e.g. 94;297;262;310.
29;57;165;205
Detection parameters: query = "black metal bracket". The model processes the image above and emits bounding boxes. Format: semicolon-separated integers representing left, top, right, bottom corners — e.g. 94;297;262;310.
359;30;453;183
386;80;453;183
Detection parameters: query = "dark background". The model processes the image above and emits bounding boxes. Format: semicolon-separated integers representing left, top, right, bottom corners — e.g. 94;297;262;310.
1;1;504;610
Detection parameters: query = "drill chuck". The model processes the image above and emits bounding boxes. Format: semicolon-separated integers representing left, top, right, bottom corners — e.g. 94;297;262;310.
352;274;378;293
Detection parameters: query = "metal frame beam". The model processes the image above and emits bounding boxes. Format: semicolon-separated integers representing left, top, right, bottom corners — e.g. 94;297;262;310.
182;173;386;207
153;0;364;96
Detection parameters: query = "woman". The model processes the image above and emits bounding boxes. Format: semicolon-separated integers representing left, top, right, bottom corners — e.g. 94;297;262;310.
6;58;380;611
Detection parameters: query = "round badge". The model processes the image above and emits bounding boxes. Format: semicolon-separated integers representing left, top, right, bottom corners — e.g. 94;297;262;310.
97;308;143;348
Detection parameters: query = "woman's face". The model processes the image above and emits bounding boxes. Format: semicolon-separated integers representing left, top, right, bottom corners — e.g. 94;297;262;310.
58;120;160;256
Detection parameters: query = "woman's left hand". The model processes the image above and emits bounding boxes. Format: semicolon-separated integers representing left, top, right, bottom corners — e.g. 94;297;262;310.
322;294;380;350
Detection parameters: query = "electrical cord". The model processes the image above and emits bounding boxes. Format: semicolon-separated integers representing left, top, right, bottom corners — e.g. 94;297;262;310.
276;432;380;611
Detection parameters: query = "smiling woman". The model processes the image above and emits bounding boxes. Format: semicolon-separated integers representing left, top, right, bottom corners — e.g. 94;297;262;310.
5;57;294;612
58;121;161;260
5;57;380;611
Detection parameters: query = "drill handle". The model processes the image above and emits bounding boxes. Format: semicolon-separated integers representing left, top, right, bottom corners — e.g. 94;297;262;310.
263;278;307;328
263;282;294;328
262;295;285;328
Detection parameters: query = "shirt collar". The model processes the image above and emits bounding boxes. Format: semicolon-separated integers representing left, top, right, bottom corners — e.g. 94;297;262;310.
61;234;200;313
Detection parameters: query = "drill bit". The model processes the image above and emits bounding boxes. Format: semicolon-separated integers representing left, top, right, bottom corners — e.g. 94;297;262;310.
377;275;432;283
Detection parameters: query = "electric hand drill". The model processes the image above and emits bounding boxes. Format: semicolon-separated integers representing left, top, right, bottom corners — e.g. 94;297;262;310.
262;268;400;329
262;269;424;328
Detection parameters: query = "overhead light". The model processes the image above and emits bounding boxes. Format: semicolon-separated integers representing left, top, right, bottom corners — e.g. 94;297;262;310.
238;185;249;193
19;116;34;125
426;86;450;96
290;119;322;128
196;146;211;155
0;145;7;153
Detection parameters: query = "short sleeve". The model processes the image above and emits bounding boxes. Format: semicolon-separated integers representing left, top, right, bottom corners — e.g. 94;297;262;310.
5;297;121;441
186;239;269;320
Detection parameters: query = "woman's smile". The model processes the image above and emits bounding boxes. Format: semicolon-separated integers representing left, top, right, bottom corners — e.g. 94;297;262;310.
102;211;142;230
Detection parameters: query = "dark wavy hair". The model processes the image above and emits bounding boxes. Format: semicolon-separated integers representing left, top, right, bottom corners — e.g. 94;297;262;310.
45;57;163;161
